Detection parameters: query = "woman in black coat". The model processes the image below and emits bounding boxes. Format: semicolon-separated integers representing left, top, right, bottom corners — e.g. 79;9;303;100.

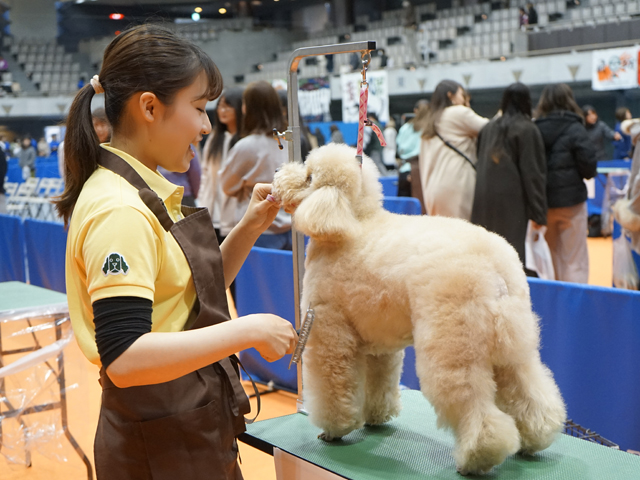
472;83;547;271
534;83;597;283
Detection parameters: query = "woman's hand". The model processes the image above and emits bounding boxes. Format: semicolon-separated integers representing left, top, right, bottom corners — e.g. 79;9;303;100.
530;220;545;230
245;314;298;362
239;183;282;236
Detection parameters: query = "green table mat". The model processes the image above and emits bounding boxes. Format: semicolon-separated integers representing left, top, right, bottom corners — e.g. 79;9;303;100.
0;281;67;312
242;390;640;479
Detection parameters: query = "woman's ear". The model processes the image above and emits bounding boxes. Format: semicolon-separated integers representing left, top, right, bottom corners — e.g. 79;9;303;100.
138;92;159;123
293;186;357;241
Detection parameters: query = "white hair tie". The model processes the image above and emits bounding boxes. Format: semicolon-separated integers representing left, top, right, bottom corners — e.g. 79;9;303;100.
90;75;104;94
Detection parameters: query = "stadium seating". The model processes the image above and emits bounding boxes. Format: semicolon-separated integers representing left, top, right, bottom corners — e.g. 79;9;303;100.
8;37;84;95
239;0;637;83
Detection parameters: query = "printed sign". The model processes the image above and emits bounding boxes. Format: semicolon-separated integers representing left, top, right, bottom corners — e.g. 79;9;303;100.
341;70;389;123
592;47;639;91
298;77;331;123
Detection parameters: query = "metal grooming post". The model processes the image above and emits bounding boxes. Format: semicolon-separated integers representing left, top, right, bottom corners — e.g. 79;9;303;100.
279;40;376;411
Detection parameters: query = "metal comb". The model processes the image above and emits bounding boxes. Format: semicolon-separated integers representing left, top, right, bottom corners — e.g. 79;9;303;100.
288;305;315;369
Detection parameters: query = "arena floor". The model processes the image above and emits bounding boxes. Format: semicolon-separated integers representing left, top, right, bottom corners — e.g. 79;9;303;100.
0;237;614;480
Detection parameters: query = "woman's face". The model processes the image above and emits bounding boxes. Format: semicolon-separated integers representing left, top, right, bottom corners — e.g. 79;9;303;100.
92;118;111;143
151;71;212;173
586;110;598;125
626;110;632;120
217;97;237;129
448;87;466;106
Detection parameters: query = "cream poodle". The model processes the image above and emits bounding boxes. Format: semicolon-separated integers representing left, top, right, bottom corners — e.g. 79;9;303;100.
271;143;566;475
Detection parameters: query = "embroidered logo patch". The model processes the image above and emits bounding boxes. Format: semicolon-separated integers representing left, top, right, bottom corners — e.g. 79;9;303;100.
102;253;130;276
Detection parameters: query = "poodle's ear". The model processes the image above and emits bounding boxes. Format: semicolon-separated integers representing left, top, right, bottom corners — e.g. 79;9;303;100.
293;186;357;240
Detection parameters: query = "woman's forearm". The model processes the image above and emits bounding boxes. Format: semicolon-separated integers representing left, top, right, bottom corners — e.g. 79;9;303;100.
219;220;262;289
106;318;257;388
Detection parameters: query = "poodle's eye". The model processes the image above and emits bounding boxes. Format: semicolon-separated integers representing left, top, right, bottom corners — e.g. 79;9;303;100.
275;167;281;173
306;174;313;183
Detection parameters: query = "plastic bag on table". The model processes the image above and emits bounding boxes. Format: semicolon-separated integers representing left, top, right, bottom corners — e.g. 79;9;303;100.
602;172;630;237
0;304;87;470
525;222;555;280
1;363;79;466
612;233;639;290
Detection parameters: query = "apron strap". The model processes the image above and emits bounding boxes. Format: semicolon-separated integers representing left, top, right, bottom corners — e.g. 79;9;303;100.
98;149;174;231
231;355;262;424
222;355;261;424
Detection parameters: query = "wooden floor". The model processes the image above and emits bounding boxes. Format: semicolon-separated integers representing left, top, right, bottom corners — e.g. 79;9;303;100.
0;237;614;480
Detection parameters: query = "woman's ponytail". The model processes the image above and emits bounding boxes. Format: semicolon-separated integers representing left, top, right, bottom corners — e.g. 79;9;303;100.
54;84;102;226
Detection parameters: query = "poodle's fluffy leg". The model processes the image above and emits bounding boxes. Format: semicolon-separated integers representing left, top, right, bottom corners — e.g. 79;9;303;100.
494;357;566;455
413;309;520;475
302;306;366;441
363;350;404;426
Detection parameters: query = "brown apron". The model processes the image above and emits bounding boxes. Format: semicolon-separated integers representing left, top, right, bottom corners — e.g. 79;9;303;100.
93;149;251;480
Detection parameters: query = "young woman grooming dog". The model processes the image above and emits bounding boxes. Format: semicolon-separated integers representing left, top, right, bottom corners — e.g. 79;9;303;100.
56;24;296;480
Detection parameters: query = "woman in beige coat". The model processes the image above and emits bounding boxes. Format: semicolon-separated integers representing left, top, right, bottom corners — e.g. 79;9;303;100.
419;80;489;220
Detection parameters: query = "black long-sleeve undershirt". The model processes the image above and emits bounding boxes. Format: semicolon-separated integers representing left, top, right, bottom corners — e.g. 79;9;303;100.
92;296;153;370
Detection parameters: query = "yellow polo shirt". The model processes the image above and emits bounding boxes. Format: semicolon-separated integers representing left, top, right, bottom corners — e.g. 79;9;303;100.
65;144;197;366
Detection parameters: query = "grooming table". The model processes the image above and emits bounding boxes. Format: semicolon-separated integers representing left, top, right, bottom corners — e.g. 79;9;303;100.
0;281;93;479
240;390;640;479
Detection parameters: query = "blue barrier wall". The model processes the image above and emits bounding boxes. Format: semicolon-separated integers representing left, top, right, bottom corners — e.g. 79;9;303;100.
307;122;359;147
379;176;399;197
23;219;67;293
383;196;421;216
236;247;640;452
530;278;640;452
236;247;297;391
0;214;26;282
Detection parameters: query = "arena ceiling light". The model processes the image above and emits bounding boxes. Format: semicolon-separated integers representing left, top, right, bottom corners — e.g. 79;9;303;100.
194;7;202;13
219;7;227;14
191;12;201;20
109;13;124;20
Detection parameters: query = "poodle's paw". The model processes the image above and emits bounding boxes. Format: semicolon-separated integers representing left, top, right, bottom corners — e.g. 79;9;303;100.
315;419;362;442
454;411;520;476
514;382;566;455
318;432;342;442
517;419;563;456
456;464;492;476
364;391;402;426
364;402;401;426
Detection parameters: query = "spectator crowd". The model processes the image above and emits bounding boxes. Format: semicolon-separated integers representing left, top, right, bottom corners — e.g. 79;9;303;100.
1;76;635;286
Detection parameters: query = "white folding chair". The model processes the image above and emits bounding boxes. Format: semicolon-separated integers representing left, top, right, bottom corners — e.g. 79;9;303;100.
6;178;39;218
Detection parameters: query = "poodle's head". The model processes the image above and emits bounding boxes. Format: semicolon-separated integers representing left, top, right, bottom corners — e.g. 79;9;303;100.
272;143;382;241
